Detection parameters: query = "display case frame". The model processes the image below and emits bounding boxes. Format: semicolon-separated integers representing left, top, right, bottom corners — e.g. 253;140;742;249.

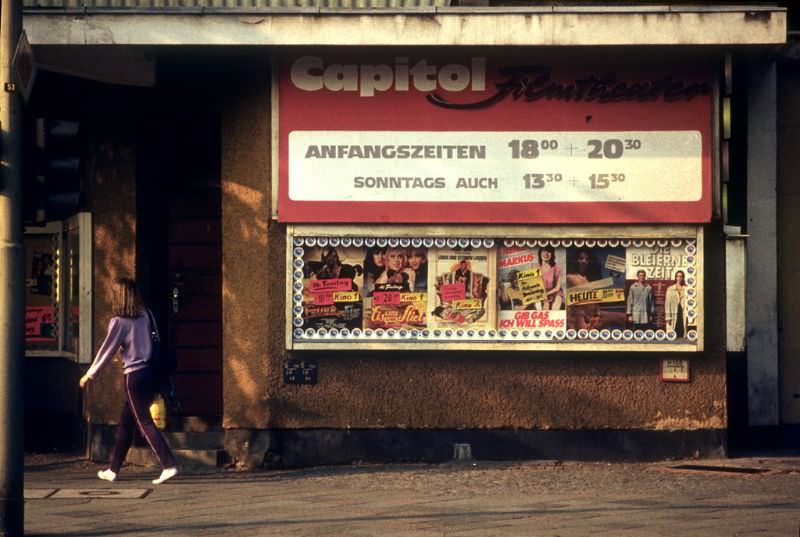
286;224;704;352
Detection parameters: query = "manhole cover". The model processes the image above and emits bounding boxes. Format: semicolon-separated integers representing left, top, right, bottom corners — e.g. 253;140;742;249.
50;489;151;499
670;464;769;474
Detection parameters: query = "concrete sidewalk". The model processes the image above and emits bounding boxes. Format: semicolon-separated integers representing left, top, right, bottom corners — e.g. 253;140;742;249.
24;453;800;537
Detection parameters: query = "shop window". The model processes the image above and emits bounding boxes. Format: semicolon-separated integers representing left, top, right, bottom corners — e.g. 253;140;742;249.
286;225;704;352
25;213;92;362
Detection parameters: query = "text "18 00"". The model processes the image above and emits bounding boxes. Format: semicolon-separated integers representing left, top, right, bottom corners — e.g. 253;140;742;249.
508;139;558;159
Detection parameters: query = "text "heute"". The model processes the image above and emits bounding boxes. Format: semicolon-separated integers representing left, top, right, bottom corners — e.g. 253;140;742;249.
290;56;486;97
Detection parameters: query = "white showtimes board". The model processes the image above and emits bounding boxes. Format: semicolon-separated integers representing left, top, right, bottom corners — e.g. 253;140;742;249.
289;131;703;203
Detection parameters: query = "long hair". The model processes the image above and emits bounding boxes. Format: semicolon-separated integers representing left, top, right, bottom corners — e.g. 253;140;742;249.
538;245;557;267
567;247;602;282
113;277;145;318
364;247;387;277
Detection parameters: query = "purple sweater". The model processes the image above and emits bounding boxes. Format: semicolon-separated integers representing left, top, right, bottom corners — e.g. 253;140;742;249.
86;313;153;378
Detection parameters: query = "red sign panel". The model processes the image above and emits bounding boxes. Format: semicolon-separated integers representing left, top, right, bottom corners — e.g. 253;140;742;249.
278;50;713;223
25;306;56;342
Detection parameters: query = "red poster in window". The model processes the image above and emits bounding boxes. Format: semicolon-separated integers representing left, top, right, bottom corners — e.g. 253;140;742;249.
277;49;713;224
25;306;56;342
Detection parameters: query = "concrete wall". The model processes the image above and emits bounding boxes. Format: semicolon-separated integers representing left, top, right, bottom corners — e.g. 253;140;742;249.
221;57;275;431
778;64;800;424
25;8;787;47
83;88;138;425
266;351;726;431
746;58;780;427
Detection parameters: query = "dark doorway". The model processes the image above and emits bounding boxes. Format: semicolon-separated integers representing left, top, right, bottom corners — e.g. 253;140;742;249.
137;114;222;425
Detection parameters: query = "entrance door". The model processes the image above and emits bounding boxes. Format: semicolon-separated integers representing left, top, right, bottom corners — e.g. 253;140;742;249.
138;114;222;423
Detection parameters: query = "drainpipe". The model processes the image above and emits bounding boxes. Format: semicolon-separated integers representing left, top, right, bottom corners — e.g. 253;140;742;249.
0;0;26;533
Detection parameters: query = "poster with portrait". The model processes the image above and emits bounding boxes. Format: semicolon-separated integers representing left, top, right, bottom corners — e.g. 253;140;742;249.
626;242;698;339
565;245;627;333
301;245;364;332
430;247;495;330
30;251;54;296
363;245;429;331
497;244;567;337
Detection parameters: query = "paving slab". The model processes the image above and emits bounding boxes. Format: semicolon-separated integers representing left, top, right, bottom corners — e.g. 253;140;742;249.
23;454;800;537
23;489;57;499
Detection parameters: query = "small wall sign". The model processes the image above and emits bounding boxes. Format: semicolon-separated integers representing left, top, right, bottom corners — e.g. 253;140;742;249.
283;358;318;385
660;359;690;382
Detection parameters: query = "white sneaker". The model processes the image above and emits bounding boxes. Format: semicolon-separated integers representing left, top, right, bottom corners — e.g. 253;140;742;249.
152;467;178;485
97;469;116;482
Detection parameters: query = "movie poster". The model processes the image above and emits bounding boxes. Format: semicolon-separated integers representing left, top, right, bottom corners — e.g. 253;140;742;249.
363;245;429;331
626;242;697;339
430;247;495;330
30;252;54;296
301;245;364;332
292;234;701;346
497;244;567;337
565;245;628;333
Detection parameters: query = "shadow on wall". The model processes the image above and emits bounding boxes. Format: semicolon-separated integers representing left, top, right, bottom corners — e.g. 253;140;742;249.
271;427;727;467
219;56;282;431
84;103;138;425
220;181;278;428
264;350;725;431
264;348;726;466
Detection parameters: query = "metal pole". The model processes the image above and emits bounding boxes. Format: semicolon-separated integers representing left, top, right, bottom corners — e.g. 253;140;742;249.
0;0;26;532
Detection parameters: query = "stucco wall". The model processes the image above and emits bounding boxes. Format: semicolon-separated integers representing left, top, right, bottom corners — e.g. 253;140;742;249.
84;90;138;424
221;57;275;430
264;352;725;431
219;60;727;435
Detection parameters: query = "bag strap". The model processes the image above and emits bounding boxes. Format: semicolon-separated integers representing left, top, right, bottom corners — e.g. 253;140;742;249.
145;308;161;343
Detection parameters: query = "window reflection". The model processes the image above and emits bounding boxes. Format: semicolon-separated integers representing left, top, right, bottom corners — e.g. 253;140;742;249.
25;232;59;352
24;215;85;359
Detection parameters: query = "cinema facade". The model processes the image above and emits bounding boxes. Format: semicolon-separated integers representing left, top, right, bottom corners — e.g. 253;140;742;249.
21;5;788;465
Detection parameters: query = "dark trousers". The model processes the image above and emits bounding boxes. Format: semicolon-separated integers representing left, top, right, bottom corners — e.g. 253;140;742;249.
675;304;685;338
109;367;177;473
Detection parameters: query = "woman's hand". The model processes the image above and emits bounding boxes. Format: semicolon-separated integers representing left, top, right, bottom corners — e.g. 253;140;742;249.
403;268;416;290
79;374;91;389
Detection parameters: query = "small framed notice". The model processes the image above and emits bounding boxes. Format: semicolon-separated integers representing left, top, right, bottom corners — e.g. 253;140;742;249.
660;359;690;382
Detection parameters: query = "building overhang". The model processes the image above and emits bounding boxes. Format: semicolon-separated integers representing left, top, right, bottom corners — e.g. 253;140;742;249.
23;6;786;47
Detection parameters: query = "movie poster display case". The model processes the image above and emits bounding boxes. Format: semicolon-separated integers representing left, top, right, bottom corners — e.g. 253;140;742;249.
276;50;713;352
286;225;703;352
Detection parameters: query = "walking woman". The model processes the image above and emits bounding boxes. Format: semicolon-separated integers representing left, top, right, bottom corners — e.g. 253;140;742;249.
79;278;178;485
